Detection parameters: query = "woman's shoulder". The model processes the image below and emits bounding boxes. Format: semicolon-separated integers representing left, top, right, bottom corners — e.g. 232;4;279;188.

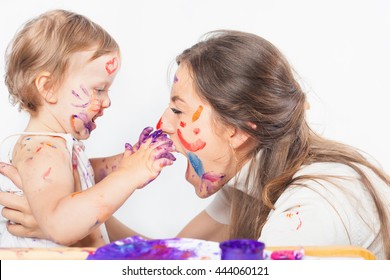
279;161;390;227
293;161;390;195
294;162;358;177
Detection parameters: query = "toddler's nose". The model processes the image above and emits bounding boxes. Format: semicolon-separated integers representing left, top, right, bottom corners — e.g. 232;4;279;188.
101;97;111;109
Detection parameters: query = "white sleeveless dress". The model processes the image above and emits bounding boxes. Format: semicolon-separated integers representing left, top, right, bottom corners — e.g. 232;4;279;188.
0;132;109;247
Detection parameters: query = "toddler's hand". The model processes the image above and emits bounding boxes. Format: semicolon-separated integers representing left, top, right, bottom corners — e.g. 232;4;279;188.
120;127;176;188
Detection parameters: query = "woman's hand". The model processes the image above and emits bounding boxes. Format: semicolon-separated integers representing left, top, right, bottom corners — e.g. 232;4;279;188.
0;162;46;239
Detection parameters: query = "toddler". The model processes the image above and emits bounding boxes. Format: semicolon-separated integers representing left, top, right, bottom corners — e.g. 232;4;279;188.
0;9;175;247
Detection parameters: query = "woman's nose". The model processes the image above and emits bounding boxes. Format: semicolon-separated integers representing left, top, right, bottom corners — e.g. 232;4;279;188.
157;108;175;134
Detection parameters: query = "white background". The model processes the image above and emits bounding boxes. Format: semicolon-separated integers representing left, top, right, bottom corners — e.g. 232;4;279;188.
1;0;389;239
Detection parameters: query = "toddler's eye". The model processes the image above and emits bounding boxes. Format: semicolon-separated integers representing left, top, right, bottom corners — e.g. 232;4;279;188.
95;88;107;95
170;108;182;115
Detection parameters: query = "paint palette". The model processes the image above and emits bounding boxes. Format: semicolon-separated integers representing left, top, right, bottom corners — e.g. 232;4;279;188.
87;236;221;260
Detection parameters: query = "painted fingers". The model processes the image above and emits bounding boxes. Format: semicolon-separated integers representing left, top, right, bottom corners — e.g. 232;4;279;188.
122;127;176;188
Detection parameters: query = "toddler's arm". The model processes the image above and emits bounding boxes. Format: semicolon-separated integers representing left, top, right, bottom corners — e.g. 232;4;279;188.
14;128;175;245
90;154;123;183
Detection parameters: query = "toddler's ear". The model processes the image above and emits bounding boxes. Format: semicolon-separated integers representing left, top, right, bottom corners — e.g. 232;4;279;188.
35;71;57;104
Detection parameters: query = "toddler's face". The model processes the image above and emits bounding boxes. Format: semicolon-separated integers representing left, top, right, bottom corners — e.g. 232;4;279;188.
158;64;236;198
54;49;120;140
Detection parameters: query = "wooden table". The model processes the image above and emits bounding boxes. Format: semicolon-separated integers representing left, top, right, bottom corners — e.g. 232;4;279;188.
0;245;376;260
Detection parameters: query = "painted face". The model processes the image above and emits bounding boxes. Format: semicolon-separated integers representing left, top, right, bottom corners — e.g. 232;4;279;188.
51;50;120;140
158;64;236;198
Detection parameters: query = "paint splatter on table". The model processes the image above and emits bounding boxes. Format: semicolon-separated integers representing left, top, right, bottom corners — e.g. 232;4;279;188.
87;236;221;260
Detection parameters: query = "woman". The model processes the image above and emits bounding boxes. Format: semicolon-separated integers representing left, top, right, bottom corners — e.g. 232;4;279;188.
1;30;390;259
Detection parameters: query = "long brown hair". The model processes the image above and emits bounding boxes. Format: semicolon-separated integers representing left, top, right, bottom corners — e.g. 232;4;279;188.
177;30;390;258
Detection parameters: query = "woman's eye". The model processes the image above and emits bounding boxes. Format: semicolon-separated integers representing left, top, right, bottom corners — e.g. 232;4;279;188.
170;108;182;115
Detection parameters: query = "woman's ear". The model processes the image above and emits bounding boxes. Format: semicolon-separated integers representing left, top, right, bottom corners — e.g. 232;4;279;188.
35;71;57;104
228;122;256;149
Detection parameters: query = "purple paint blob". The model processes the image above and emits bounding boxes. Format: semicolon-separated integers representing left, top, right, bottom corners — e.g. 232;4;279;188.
87;236;221;260
220;239;265;260
98;168;108;180
73;113;94;133
124;143;133;152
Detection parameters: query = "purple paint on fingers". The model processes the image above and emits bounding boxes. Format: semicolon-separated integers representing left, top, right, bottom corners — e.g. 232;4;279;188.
155;152;176;161
149;129;163;139
125;143;133;153
136;127;154;148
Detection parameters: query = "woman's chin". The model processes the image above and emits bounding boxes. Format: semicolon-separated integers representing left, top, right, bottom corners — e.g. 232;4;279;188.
185;161;205;198
185;161;224;199
185;160;192;182
196;189;211;199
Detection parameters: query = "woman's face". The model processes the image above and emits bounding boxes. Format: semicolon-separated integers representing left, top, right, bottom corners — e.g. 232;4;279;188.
51;50;120;140
159;63;237;198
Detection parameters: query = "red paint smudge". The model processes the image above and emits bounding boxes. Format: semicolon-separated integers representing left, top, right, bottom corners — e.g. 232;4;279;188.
42;167;52;180
180;121;186;128
156;117;163;129
296;218;302;230
202;173;225;183
36;147;42;153
177;129;206;152
295;211;302;230
193;128;200;135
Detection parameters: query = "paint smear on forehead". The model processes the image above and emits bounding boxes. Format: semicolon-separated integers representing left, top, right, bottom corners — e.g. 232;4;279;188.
105;57;118;75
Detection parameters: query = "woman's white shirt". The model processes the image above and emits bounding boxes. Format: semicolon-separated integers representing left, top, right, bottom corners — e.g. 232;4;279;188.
205;161;390;259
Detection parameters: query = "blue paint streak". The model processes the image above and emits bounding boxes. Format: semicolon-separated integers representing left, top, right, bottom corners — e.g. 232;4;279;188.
187;152;204;177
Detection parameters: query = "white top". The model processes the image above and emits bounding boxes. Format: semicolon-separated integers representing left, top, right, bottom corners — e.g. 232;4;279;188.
206;159;390;259
0;132;109;247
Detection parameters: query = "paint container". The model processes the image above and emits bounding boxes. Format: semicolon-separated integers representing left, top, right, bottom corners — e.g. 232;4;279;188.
219;239;265;260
